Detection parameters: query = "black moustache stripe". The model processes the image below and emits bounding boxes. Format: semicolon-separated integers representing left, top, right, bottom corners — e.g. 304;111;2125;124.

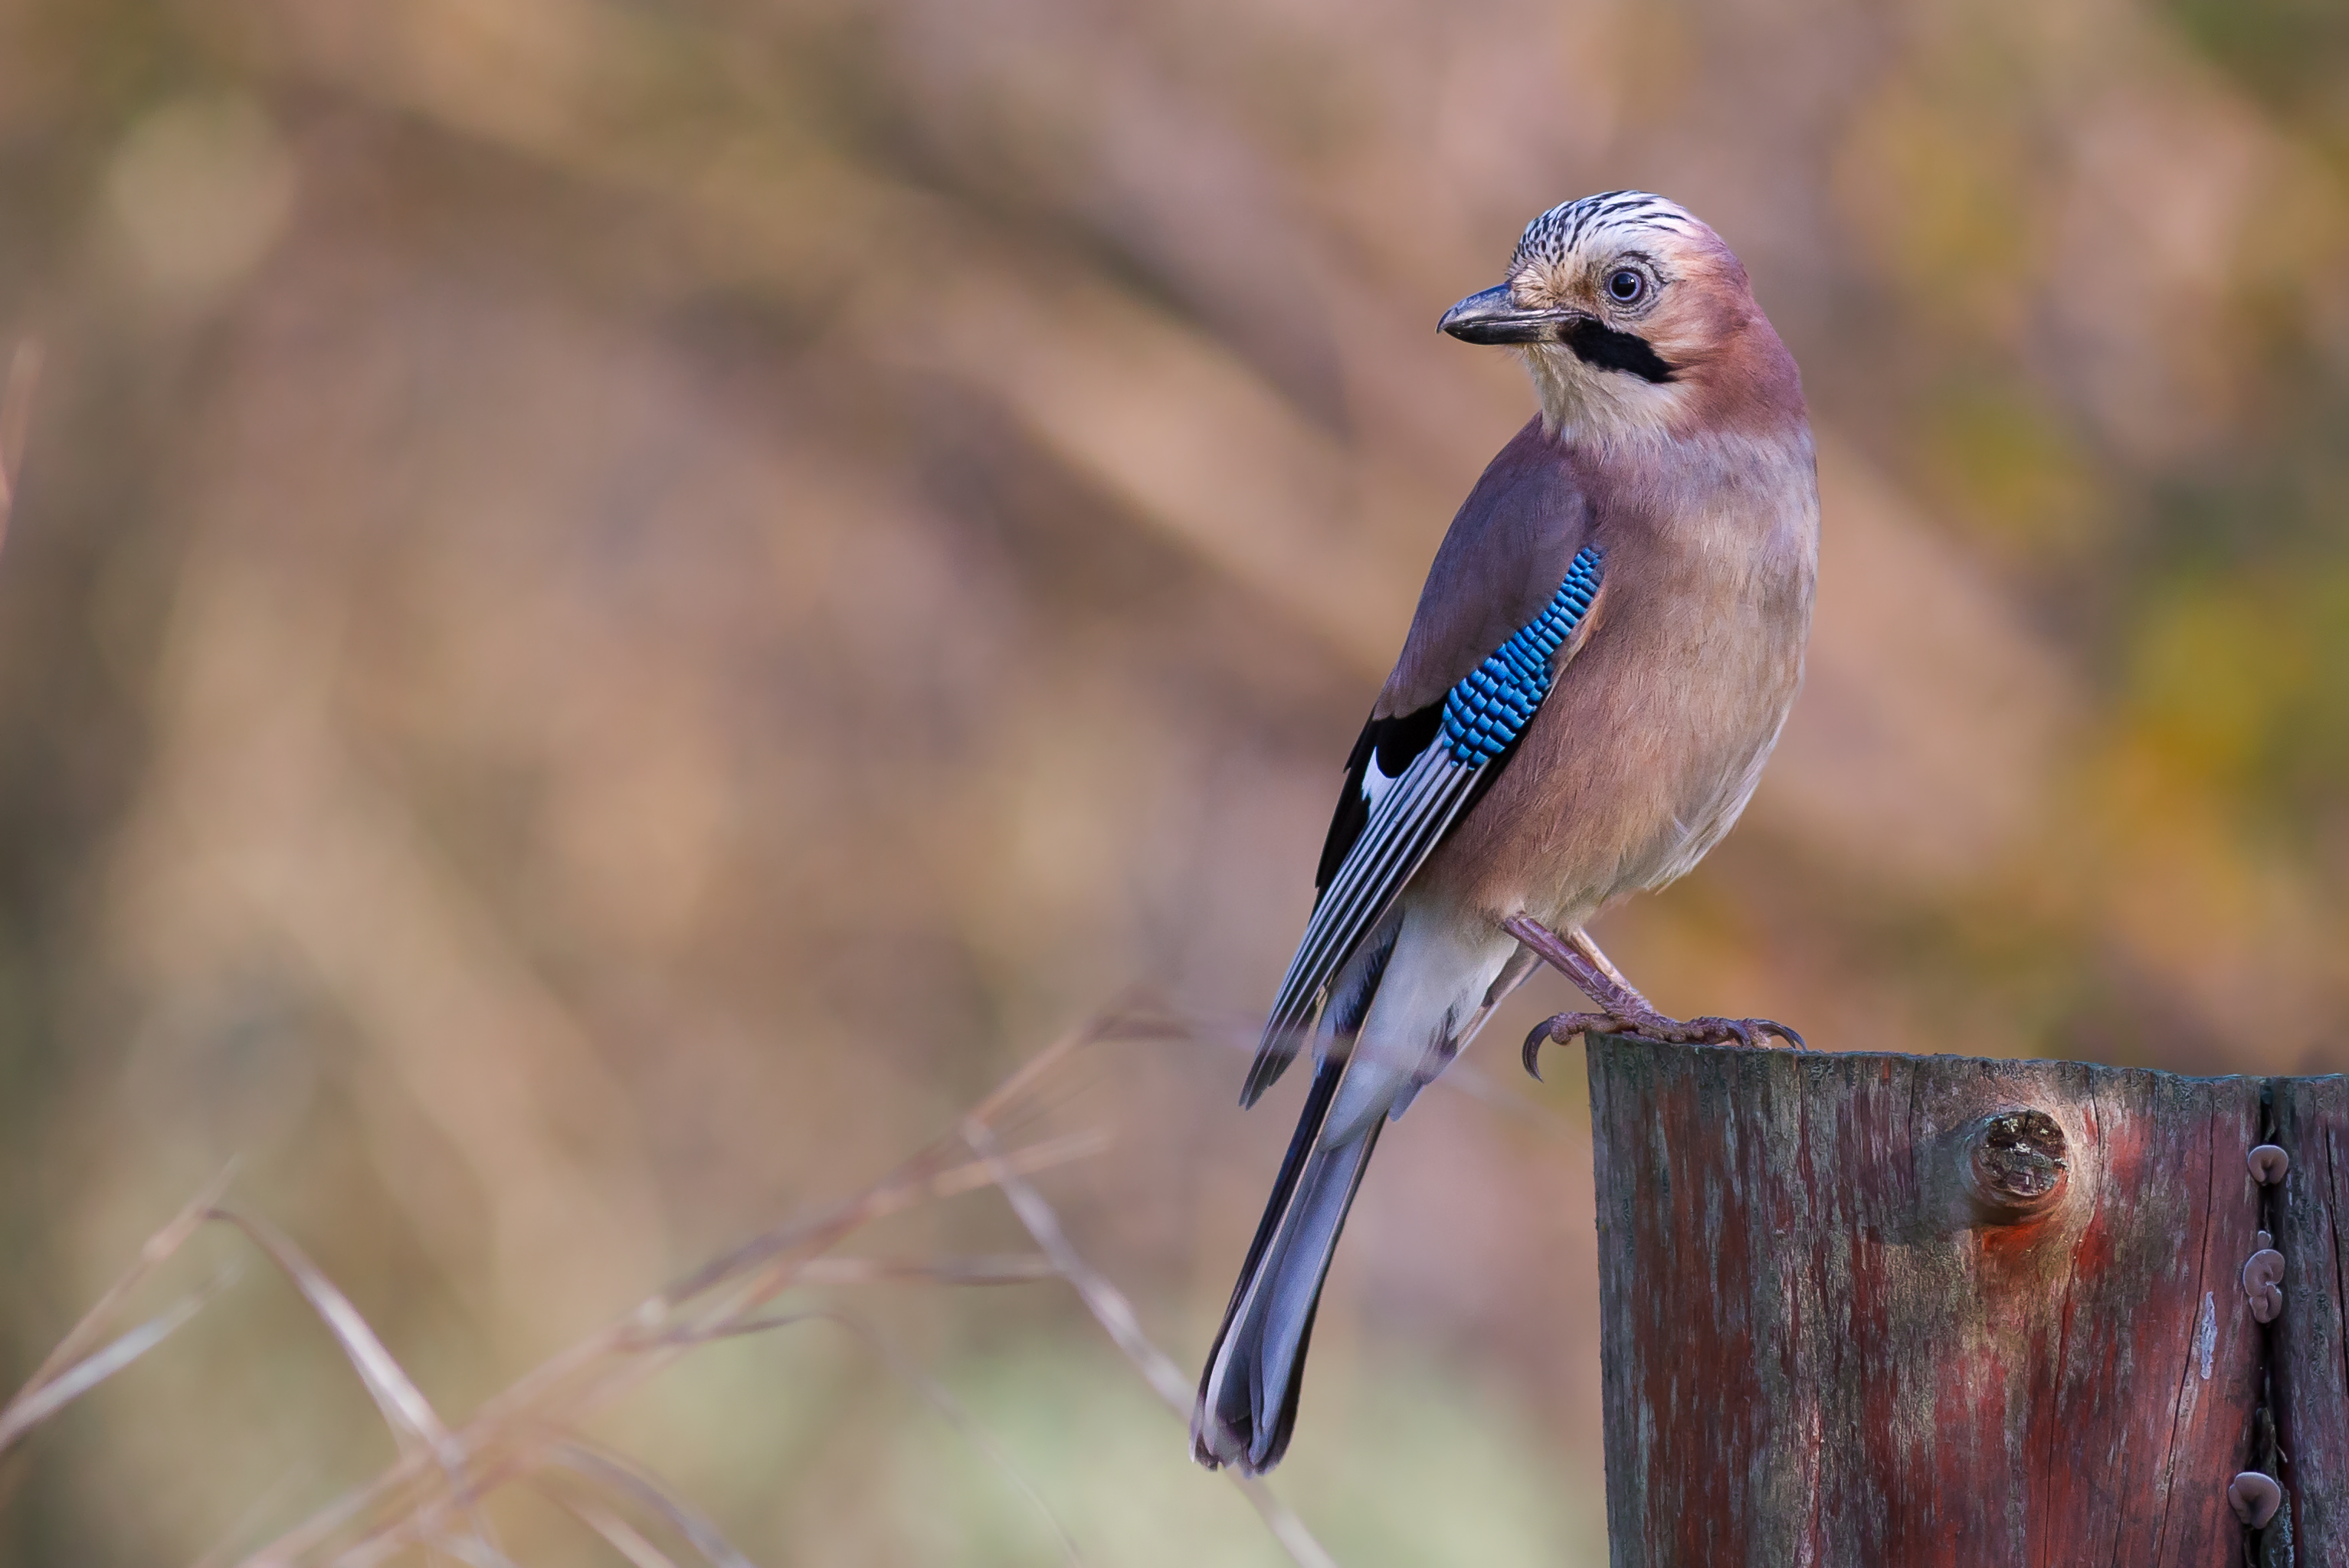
1562;319;1676;384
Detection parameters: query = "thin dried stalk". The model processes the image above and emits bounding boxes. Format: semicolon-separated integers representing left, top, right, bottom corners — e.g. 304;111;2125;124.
0;1166;239;1462
0;1268;234;1452
791;1253;1060;1285
236;1023;1125;1567
8;1164;233;1405
204;1207;511;1567
962;1121;1188;1409
537;1486;683;1568
541;1443;756;1568
961;1121;1341;1568
928;1131;1111;1200
206;1209;457;1455
14;1011;1338;1568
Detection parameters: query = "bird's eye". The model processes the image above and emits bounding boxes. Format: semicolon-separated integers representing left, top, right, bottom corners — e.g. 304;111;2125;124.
1607;269;1646;304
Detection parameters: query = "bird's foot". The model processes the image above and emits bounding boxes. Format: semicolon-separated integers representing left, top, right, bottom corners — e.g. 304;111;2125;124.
1521;1009;1806;1077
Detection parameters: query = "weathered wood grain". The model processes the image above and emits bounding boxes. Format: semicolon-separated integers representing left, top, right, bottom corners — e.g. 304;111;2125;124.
1586;1038;2276;1566
2271;1075;2349;1558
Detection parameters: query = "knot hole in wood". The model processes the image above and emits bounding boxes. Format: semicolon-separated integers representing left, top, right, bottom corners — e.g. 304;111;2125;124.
1965;1108;2069;1224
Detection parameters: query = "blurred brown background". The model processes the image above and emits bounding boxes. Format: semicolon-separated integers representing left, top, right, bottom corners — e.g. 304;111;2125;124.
2;0;2347;1561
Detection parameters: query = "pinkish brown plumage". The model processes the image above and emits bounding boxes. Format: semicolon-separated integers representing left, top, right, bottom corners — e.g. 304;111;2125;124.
1194;192;1818;1476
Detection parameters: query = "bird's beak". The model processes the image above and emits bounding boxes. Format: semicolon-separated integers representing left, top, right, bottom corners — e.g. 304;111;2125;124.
1438;283;1590;345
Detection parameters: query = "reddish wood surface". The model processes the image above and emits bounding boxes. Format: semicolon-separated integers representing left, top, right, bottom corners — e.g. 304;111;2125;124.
1586;1038;2292;1566
2272;1075;2349;1558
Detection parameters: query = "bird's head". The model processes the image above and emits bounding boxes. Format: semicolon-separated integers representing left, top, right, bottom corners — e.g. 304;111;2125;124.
1440;191;1800;442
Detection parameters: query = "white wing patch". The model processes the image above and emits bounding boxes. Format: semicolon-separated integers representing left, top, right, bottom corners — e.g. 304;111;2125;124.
1256;742;1484;1059
1360;751;1402;815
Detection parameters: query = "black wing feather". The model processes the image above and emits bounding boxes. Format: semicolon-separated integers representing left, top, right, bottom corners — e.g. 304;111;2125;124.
1242;542;1608;1106
1241;738;1487;1104
1312;704;1443;894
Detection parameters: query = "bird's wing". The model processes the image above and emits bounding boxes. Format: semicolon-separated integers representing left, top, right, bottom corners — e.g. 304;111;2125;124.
1242;541;1606;1105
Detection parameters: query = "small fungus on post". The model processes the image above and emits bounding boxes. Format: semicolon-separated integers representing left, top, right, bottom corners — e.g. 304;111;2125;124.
2229;1471;2284;1530
2243;1249;2286;1324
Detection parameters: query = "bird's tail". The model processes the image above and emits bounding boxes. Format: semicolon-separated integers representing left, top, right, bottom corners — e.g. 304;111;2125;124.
1191;1049;1384;1475
1194;912;1532;1475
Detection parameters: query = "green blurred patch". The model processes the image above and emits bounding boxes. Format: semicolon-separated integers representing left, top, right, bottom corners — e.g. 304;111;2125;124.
2164;0;2349;142
2125;583;2308;788
1921;381;2105;564
2116;561;2349;858
1836;77;2036;342
883;1340;1599;1568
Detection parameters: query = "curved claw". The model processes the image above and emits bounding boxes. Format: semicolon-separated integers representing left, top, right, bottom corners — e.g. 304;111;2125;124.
1758;1019;1808;1052
1522;1012;1623;1079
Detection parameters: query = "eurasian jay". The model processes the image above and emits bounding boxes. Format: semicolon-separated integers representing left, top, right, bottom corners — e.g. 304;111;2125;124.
1192;191;1818;1476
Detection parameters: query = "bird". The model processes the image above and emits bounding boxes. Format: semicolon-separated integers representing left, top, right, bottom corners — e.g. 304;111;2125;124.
1191;191;1818;1477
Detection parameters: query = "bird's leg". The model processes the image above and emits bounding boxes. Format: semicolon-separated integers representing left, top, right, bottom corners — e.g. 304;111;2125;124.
1500;916;1654;1015
1500;915;1807;1076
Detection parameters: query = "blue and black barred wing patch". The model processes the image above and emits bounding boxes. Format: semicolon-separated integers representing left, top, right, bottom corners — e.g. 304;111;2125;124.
1438;547;1603;765
1243;545;1606;1105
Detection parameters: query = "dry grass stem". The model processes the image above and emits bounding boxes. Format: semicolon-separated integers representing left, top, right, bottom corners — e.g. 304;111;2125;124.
224;1012;1214;1564
536;1488;683;1568
959;1120;1190;1413
0;1268;234;1452
205;1209;458;1454
11;1165;232;1399
789;1253;1062;1285
961;1120;1342;1568
540;1444;756;1568
8;1013;1338;1568
923;1131;1114;1201
201;1207;511;1566
0;1165;237;1458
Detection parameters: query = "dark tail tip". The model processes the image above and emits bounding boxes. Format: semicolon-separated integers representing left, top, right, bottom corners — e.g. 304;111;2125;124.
1191;1298;1320;1475
1196;1060;1381;1477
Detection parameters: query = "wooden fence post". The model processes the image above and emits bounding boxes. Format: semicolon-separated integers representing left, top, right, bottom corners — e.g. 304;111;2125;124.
1584;1036;2345;1566
2271;1075;2349;1561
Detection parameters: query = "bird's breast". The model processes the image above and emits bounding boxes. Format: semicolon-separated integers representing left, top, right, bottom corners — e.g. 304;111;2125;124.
1423;429;1818;923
